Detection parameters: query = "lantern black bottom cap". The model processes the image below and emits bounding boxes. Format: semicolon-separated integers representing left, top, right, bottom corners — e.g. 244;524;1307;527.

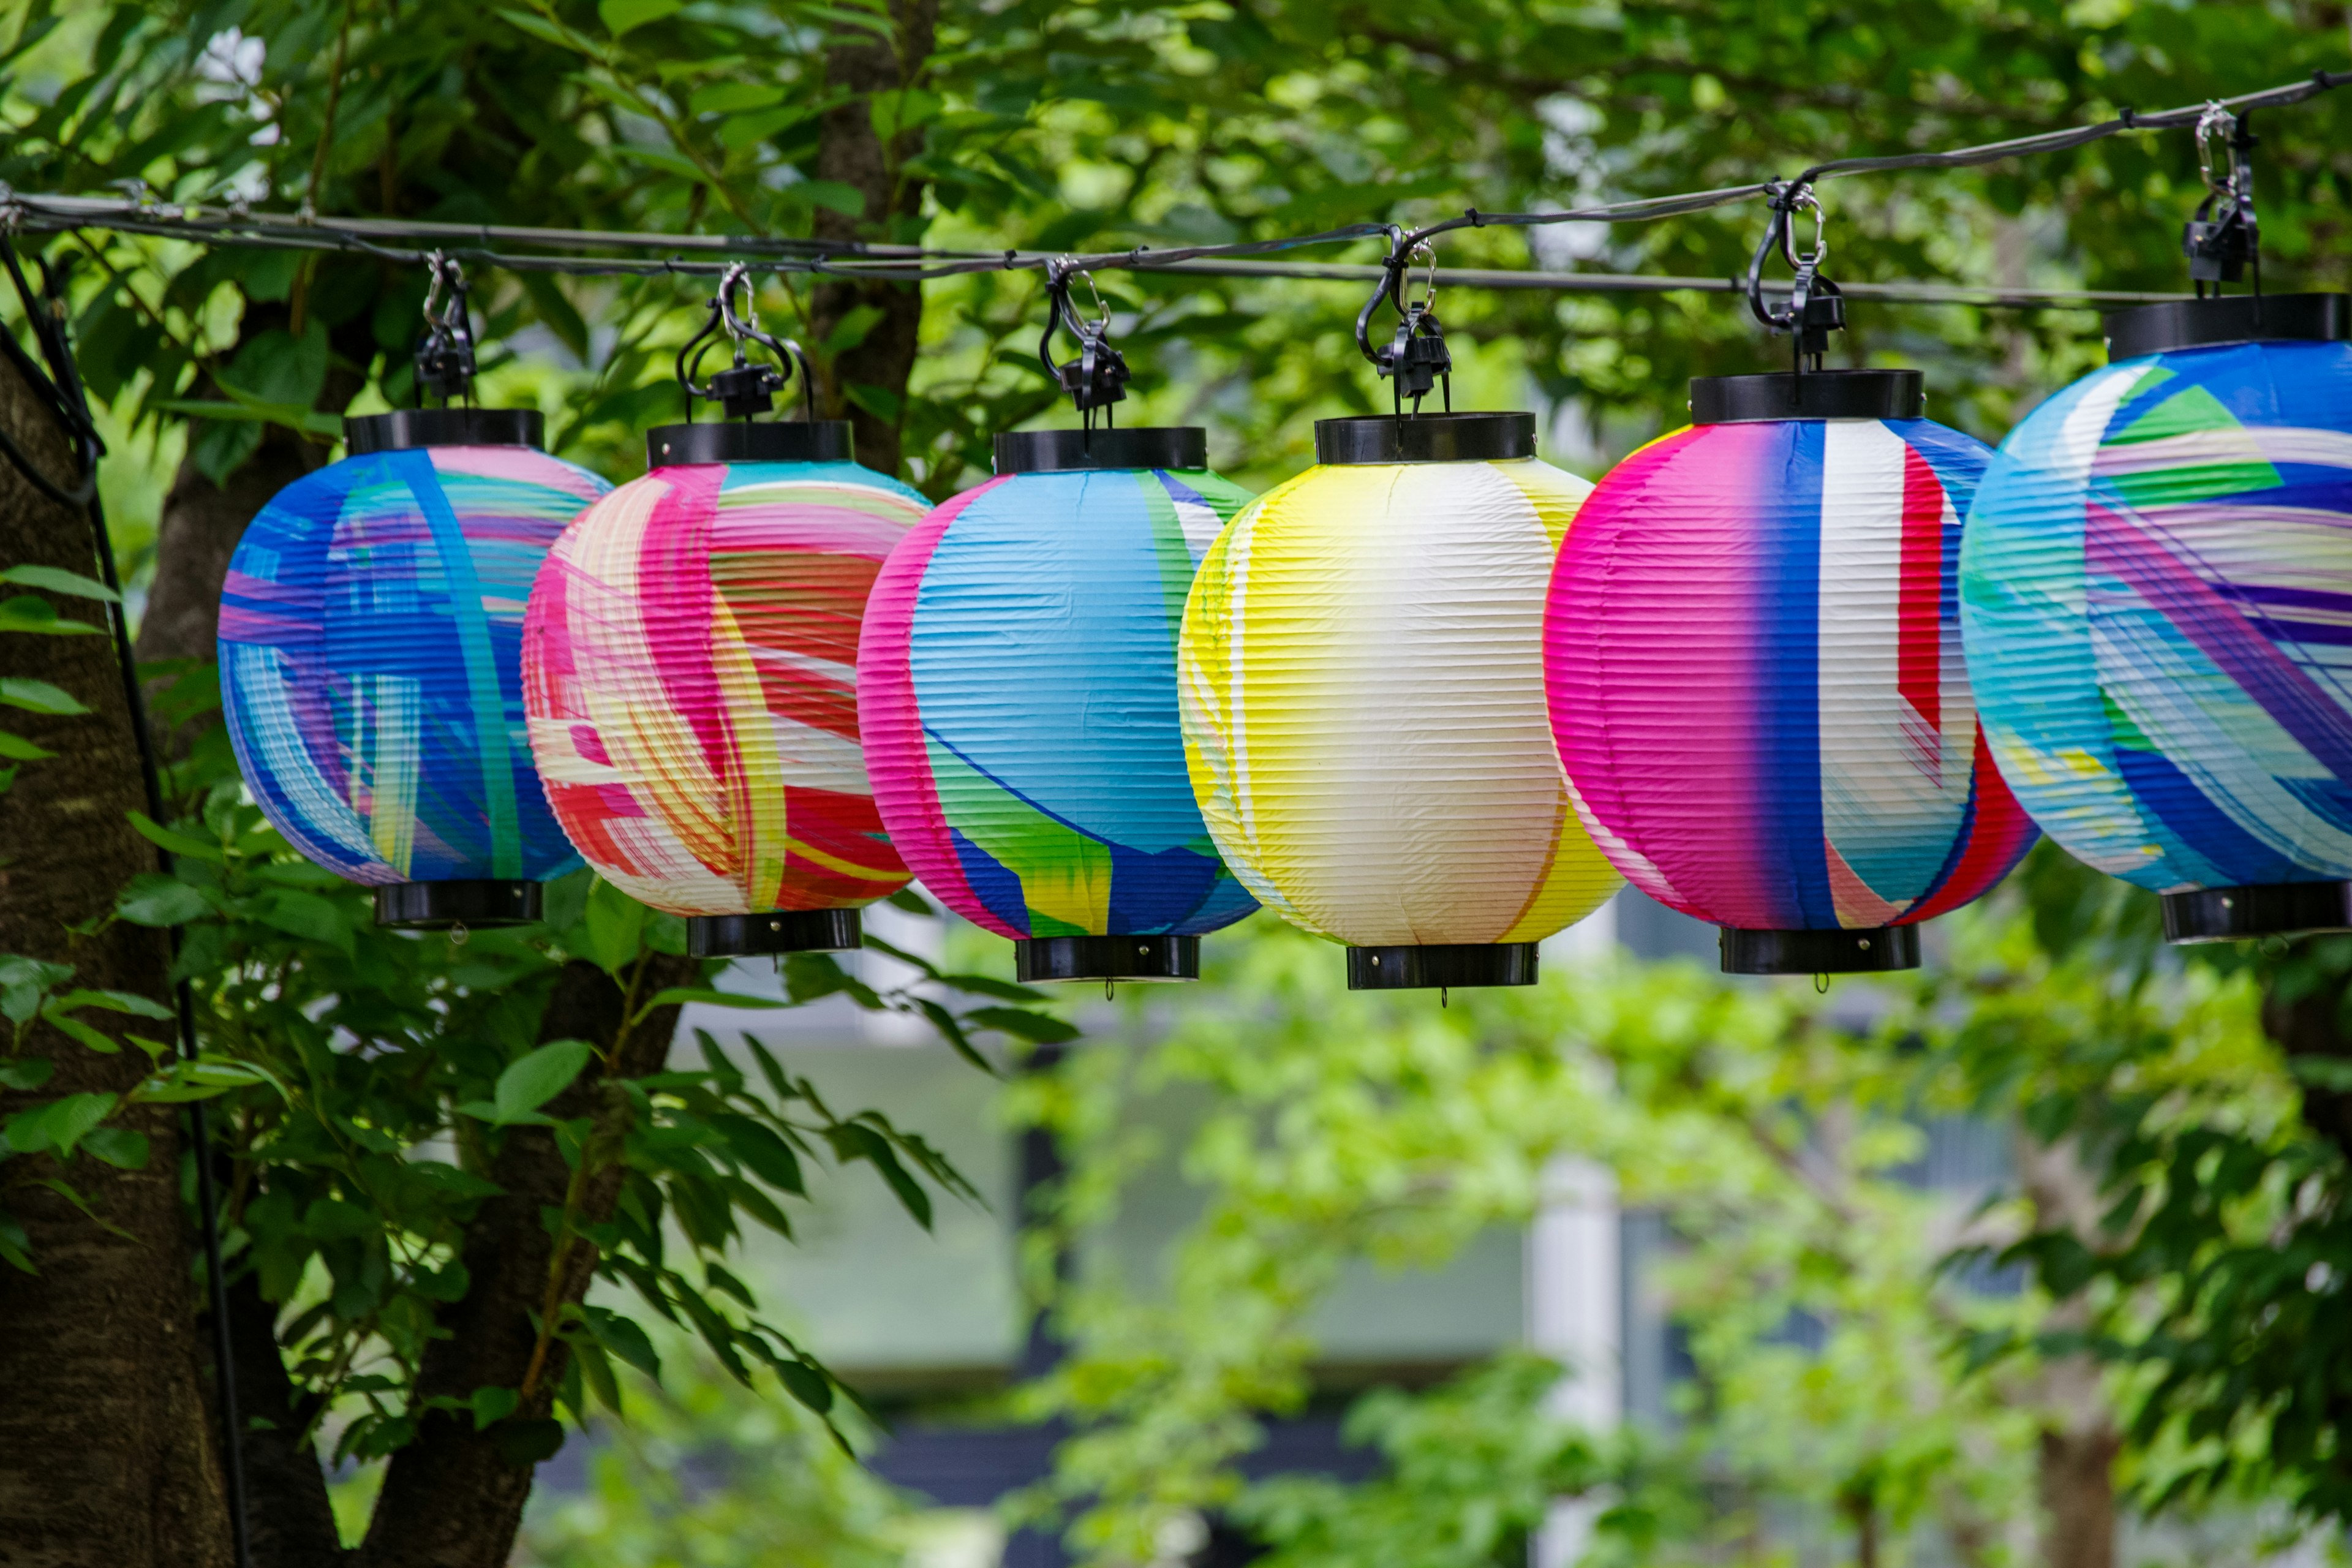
1017;935;1199;983
1720;925;1919;975
2162;882;2352;944
1348;943;1539;990
690;909;862;957
375;879;541;929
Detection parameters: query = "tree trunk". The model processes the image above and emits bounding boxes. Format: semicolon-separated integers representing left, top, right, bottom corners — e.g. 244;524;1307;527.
358;953;698;1568
0;348;230;1565
223;1267;347;1568
807;0;940;481
2037;1423;2120;1568
2013;1134;2120;1568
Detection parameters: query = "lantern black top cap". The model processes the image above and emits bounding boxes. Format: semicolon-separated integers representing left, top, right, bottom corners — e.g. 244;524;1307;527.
1690;369;1924;424
995;426;1207;474
674;262;816;427
2104;292;2352;360
345;407;546;454
648;420;855;467
1316;411;1536;465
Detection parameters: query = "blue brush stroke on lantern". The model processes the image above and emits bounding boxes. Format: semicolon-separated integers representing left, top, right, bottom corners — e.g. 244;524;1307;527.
900;467;1259;937
1961;337;2352;892
218;445;601;887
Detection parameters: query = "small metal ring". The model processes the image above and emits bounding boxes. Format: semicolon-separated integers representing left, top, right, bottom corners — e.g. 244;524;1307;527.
1779;188;1826;270
1406;240;1438;312
2194;102;2236;195
1076;268;1110;333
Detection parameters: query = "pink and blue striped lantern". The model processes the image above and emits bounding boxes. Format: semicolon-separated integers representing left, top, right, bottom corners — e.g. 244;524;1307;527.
1545;371;2037;973
219;410;605;927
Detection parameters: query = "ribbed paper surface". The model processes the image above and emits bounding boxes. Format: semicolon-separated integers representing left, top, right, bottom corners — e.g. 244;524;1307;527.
1962;339;2352;892
219;446;606;886
1549;418;2035;932
858;467;1261;941
522;459;925;916
1178;457;1621;948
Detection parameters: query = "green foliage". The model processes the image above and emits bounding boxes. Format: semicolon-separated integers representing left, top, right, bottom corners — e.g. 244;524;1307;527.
1015;884;2323;1561
511;1339;933;1568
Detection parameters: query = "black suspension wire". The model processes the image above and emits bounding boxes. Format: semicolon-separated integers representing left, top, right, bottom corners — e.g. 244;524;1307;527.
0;232;253;1568
0;65;2340;298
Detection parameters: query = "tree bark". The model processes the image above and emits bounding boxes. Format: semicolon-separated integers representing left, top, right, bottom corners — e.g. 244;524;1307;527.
0;348;230;1565
2037;1423;2120;1568
223;1267;347;1568
807;0;940;481
358;953;698;1568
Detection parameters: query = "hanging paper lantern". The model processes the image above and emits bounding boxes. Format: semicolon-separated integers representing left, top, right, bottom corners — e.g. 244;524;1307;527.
1177;413;1622;990
219;409;606;927
858;429;1261;982
522;421;928;956
1547;372;2037;974
1961;293;2352;941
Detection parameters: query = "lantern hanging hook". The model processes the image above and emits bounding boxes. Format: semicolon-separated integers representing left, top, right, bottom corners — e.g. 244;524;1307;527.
676;261;815;424
1039;257;1131;436
2184;102;2260;300
1356;228;1452;419
413;251;478;409
1746;181;1847;390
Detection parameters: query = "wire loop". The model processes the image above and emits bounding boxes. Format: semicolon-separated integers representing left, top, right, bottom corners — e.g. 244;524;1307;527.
1356;228;1452;417
1039;256;1131;431
676;262;813;423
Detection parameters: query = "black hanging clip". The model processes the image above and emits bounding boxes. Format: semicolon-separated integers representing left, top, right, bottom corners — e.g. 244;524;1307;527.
676;262;814;423
414;252;477;405
1041;259;1130;432
1746;183;1845;380
1355;229;1452;417
2184;103;2260;296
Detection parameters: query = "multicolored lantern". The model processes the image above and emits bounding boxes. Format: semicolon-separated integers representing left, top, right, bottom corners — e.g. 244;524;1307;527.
1547;372;2037;973
858;428;1261;983
522;420;927;956
1961;292;2352;941
1178;413;1622;990
219;409;605;927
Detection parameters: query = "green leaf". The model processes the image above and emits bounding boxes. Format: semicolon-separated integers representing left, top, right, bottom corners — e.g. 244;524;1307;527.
116;874;212;927
469;1385;520;1429
0;1210;31;1273
494;1039;594;1125
78;1128;149;1169
496;6;599;53
827;1122;932;1229
916;998;1000;1079
48;989;175;1022
571;1334;622;1414
0;565;118;603
126;811;225;863
0;677;89;716
252;889;355;955
39;1010;121;1055
711;1113;805;1194
11;1091;118;1159
584;1306;662;1380
489;1416;565;1466
600;0;682;35
965;1005;1080;1044
641;987;791;1013
0;1057;53;1089
582;878;648;976
0;596;99;635
0;731;55;761
134;1056;288;1105
775;1356;834;1415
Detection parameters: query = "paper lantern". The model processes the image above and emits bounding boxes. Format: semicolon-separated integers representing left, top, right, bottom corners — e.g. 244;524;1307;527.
858;428;1260;983
219;409;605;927
1547;372;2037;974
522;421;928;956
1177;413;1622;990
1961;293;2352;941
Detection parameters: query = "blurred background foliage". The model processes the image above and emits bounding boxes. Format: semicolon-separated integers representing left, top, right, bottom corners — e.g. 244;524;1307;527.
5;0;2352;1564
